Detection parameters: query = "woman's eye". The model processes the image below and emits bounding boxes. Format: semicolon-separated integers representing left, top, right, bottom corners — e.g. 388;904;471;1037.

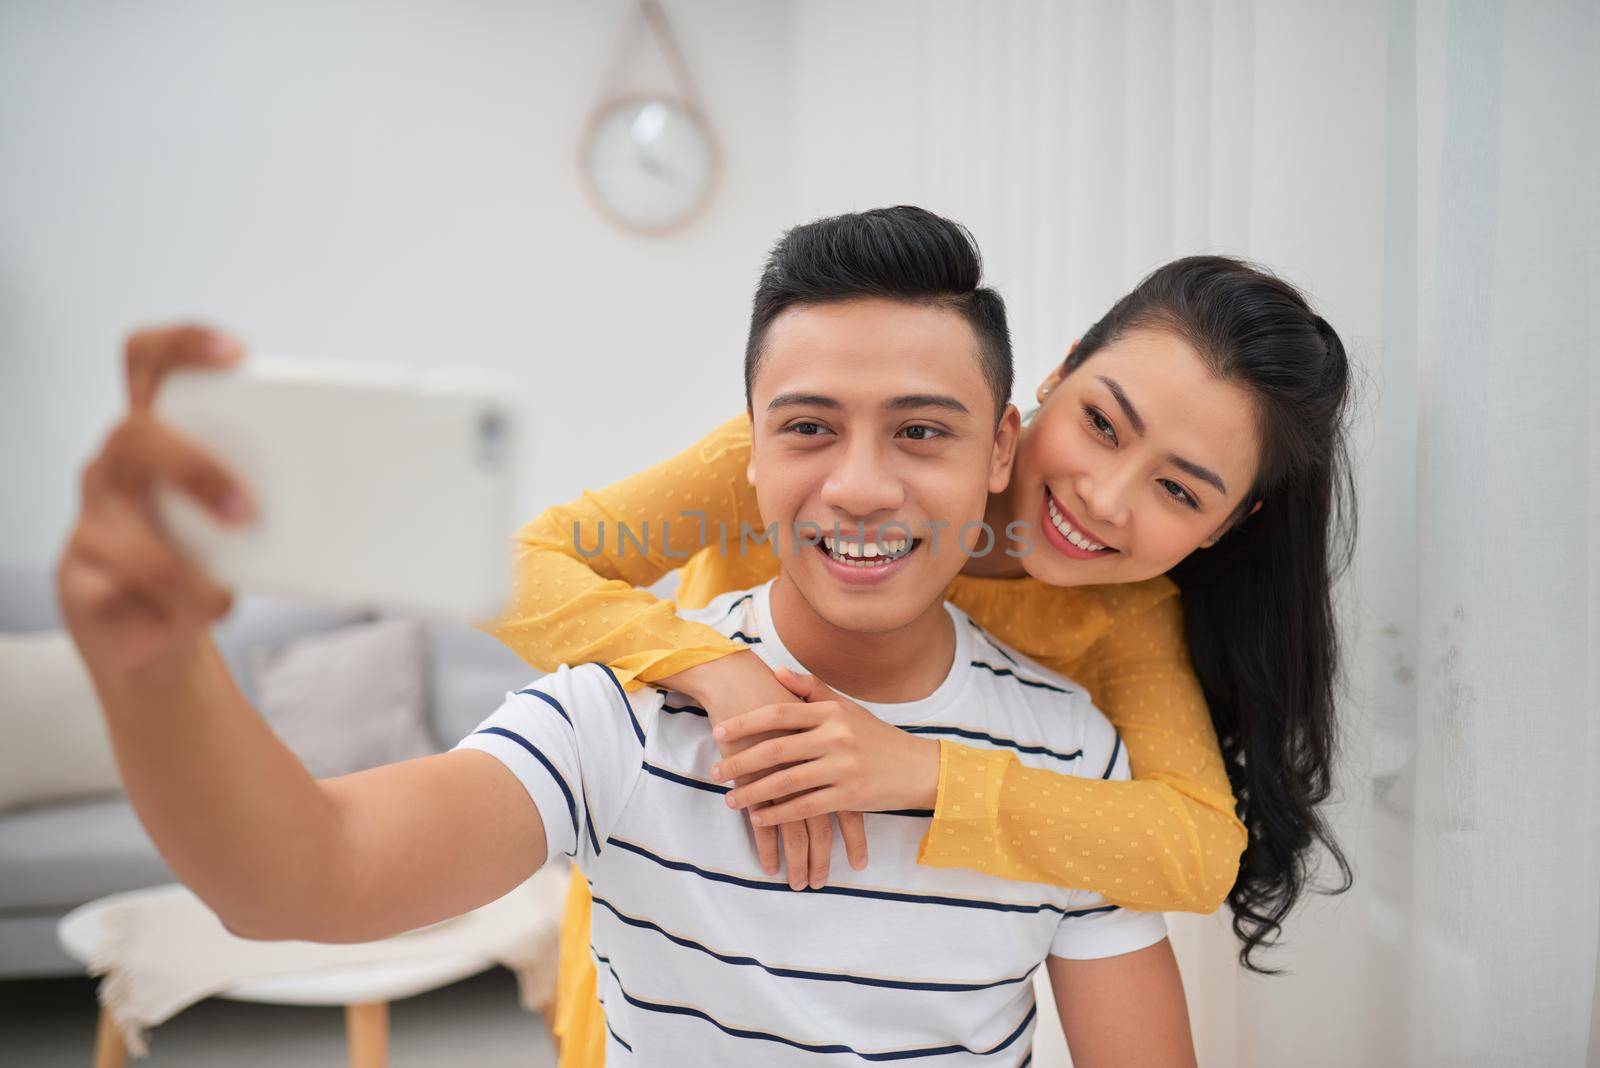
1083;406;1116;443
1159;479;1198;509
898;424;943;442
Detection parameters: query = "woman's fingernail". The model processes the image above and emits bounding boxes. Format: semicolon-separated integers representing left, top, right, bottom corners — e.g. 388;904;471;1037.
712;726;725;739
750;813;765;826
710;763;721;778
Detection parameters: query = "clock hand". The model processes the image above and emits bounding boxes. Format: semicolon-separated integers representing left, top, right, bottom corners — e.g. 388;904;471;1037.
635;148;682;186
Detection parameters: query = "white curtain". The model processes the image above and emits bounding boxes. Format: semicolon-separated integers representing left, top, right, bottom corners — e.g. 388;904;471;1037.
790;2;1598;1064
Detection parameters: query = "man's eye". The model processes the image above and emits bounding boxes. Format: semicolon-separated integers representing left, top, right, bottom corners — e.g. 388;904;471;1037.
786;421;825;436
898;425;944;442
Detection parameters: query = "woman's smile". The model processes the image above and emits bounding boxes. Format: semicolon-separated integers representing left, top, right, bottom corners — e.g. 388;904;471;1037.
1041;488;1119;558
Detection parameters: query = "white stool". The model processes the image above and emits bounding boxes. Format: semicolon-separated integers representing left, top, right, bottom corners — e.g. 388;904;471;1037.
58;884;544;1068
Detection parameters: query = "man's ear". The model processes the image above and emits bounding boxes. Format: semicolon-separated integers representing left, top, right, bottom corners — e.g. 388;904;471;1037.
989;404;1022;494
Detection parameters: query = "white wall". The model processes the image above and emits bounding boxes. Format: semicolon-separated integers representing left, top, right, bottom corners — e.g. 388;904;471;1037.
0;0;796;570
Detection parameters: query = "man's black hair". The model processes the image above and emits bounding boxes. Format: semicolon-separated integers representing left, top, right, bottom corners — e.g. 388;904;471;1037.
743;206;1013;417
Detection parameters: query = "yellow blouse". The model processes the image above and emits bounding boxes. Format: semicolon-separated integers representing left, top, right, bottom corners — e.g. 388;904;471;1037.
485;415;1246;1064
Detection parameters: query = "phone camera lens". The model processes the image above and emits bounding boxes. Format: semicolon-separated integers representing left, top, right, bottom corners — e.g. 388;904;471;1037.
476;411;505;468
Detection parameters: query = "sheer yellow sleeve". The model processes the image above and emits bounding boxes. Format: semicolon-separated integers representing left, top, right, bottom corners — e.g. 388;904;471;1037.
480;414;764;691
919;586;1247;913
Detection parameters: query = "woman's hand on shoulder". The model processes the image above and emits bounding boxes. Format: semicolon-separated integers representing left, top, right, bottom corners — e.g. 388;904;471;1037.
711;667;942;823
659;652;870;890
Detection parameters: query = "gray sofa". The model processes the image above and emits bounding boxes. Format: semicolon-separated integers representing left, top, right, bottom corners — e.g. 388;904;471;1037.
0;563;538;979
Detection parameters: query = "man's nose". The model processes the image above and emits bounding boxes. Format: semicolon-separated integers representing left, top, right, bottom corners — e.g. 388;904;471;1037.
819;436;906;519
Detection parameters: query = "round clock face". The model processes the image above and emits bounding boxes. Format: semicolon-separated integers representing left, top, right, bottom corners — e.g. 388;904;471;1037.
583;97;716;234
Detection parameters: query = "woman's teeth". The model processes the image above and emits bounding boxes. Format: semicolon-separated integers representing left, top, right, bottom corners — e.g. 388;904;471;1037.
821;535;913;566
1046;495;1112;553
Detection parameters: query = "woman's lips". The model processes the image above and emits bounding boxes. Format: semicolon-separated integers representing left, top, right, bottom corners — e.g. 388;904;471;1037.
1041;490;1119;560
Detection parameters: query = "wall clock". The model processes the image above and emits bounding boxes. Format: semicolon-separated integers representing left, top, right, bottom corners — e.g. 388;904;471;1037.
581;1;718;235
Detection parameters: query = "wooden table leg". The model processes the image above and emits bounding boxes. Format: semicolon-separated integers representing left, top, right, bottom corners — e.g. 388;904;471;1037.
93;1007;127;1068
345;1001;389;1068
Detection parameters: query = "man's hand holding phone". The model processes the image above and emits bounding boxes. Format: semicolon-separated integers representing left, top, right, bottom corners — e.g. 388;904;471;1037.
58;324;255;678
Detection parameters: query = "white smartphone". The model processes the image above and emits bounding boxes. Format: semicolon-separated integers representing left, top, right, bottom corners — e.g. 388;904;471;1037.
153;359;521;623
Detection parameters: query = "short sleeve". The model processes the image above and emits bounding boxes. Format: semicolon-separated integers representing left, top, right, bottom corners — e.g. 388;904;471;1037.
1048;904;1169;960
451;662;656;868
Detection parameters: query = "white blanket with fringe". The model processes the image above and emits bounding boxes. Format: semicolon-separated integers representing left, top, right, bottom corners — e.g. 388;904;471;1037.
83;864;567;1057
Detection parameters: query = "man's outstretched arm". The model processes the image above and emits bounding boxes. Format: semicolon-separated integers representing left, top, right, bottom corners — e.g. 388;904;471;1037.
87;636;547;943
59;323;548;944
1047;939;1197;1068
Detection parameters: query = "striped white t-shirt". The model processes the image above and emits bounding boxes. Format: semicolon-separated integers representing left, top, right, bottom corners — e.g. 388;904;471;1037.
455;580;1166;1065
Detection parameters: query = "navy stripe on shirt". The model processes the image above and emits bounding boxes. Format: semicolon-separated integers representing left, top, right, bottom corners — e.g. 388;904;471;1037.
588;950;637;1052
592;663;647;746
515;686;572;726
599;959;1038;1061
1101;733;1123;780
606;837;1119;919
662;706;1083;767
966;620;1021;666
589;892;1040;993
471;727;580;857
639;762;938;819
510;689;602;856
644;761;729;795
720;592;754;620
968;661;1075;695
902;724;1083;765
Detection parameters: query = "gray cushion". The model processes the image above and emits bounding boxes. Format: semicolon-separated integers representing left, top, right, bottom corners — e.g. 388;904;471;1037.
212;596;371;706
0;564;62;632
249;618;437;778
0;794;175;911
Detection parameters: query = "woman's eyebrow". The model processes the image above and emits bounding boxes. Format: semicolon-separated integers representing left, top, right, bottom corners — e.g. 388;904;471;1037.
1169;454;1227;496
1096;375;1146;437
1096;374;1227;494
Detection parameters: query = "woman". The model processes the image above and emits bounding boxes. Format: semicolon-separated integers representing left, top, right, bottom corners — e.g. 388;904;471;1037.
490;251;1355;1063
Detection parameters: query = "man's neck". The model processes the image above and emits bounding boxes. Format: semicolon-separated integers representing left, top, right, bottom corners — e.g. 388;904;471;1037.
767;576;956;703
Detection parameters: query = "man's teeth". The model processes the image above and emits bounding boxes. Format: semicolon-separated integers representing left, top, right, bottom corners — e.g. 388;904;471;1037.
1046;496;1110;552
821;535;911;564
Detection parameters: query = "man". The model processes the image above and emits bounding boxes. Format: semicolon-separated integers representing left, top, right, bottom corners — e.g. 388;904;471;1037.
59;207;1195;1064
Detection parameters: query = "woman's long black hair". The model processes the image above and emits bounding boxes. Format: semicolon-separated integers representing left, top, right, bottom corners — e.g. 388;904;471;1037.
1066;256;1357;973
